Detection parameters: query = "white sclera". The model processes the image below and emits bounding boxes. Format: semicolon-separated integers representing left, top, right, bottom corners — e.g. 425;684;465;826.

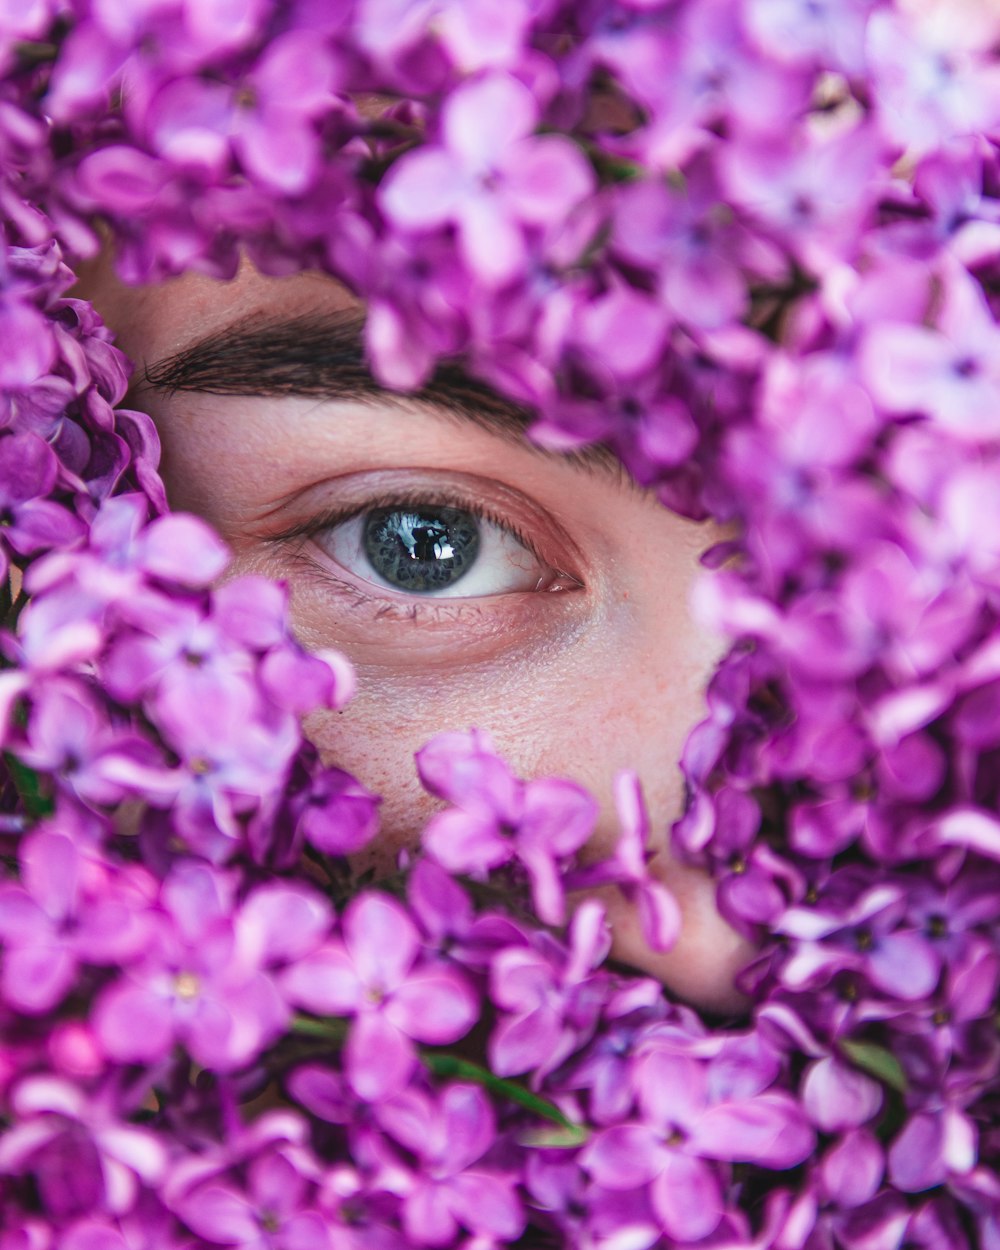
317;507;548;598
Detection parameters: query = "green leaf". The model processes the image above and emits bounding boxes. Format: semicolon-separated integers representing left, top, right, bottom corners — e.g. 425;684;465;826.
290;1014;349;1044
290;1017;587;1136
840;1038;908;1094
517;1123;590;1149
3;754;54;822
420;1053;578;1130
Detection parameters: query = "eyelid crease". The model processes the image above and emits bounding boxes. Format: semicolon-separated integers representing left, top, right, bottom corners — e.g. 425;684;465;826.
262;486;538;560
140;306;634;485
269;490;586;595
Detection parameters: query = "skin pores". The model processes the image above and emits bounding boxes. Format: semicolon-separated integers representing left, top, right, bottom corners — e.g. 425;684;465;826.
75;254;753;1013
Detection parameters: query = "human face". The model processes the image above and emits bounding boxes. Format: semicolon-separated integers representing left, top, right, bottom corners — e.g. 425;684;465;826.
76;255;752;1013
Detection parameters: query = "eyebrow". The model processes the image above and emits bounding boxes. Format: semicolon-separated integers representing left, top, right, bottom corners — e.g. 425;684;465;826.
141;307;624;477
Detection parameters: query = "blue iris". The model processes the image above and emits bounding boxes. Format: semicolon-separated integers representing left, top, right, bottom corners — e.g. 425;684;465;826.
363;506;480;592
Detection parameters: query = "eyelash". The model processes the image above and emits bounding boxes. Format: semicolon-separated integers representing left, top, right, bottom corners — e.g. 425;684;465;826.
265;487;567;620
270;488;537;556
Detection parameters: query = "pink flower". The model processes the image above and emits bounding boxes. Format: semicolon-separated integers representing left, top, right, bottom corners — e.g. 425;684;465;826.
379;72;594;285
282;892;477;1100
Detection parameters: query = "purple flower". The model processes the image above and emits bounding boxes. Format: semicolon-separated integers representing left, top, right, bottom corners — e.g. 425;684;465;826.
0;432;83;576
719;120;882;269
611;159;760;331
419;730;597;925
151;676;300;861
282;891;477;1100
93;864;329;1071
16;678;169;808
777;868;942;1001
565;772;681;952
372;1083;524;1245
0;1075;167;1220
867;6;1000;156
862;264;1000;442
801;1056;883;1133
285;763;380;859
820;1128;884;1208
582;1043;813;1241
742;0;875;73
379;72;594;285
0;829;154;1014
889;1104;978;1193
167;1141;329;1250
231;31;339;194
488;900;609;1079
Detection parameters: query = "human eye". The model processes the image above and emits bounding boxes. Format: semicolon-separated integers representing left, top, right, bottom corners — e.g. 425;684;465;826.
265;471;583;622
313;497;571;599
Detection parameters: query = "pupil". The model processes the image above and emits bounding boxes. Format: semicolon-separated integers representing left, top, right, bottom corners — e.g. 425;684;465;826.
363;506;480;592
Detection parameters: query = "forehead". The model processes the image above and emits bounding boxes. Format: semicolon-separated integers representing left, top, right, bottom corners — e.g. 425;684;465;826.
76;252;361;373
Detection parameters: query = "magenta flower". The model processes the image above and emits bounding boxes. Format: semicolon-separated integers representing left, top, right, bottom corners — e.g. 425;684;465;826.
565;772;681;952
719;120;882;268
583;1043;813;1241
777;869;942;1001
889;1104;978;1193
0;432;83;576
93;864;329;1071
867;6;1000;156
372;1083;524;1245
16;678;169;808
488;900;609;1079
0;1075;167;1220
861;264;1000;442
612;159;758;331
282;891;477;1100
0;829;154;1014
168;1141;329;1250
742;0;874;73
231;30;339;194
419;730;597;925
379;72;594;285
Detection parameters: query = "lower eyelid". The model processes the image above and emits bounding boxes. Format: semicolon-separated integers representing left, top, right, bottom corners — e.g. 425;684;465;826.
313;507;557;600
289;548;502;625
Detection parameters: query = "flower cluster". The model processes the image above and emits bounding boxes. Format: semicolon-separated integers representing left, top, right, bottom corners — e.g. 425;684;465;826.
2;1;1000;1247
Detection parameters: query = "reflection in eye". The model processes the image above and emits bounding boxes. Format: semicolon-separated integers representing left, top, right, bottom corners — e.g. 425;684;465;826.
363;506;480;592
315;500;569;598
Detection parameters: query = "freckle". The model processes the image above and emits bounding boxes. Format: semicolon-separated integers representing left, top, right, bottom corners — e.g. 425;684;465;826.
622;591;630;600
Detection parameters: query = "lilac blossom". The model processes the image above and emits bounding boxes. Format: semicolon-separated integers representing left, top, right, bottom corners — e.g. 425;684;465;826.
0;828;154;1013
0;432;83;575
776;868;942;1001
3;4;1000;1248
582;1041;814;1241
371;1083;524;1245
378;72;595;286
92;863;329;1071
418;729;597;925
166;1139;329;1250
861;262;1000;441
282;892;477;1099
0;1074;167;1219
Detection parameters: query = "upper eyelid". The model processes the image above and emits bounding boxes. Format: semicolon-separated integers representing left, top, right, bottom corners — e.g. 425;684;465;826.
251;467;590;589
262;489;537;556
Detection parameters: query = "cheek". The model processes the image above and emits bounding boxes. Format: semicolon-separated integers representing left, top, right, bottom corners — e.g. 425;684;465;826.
302;634;754;1015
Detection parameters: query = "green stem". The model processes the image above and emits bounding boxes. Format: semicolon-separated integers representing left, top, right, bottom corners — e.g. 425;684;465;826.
290;1015;582;1133
421;1052;575;1129
14;42;59;65
290;1014;349;1043
839;1038;908;1094
3;754;53;822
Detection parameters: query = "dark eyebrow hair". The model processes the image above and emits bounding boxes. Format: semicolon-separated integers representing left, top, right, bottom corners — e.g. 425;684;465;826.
141;307;625;477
